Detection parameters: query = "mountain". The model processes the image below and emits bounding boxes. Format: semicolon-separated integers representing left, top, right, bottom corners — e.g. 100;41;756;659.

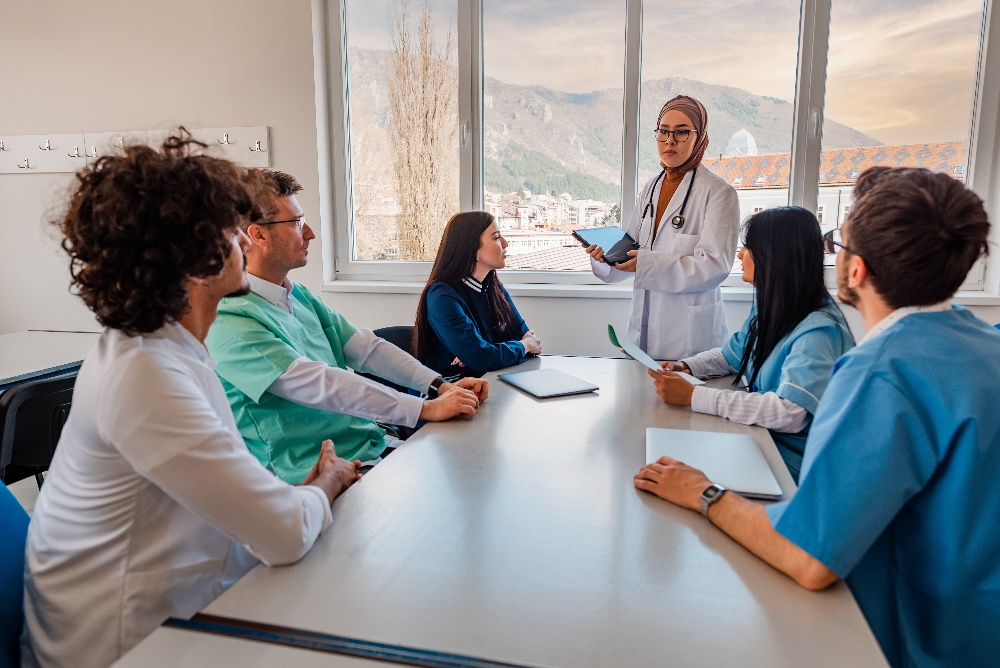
348;48;881;201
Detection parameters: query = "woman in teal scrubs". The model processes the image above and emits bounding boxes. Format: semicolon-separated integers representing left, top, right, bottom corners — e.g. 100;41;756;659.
648;207;854;481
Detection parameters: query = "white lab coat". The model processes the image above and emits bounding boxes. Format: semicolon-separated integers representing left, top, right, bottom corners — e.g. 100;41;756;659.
592;166;739;360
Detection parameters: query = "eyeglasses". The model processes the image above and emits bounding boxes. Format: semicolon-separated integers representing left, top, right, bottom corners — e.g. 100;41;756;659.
822;229;854;254
653;129;697;143
256;217;305;233
823;229;877;276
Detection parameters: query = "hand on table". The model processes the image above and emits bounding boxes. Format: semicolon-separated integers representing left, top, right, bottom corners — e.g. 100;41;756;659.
301;439;362;504
420;385;480;421
521;330;542;355
447;376;489;402
647;367;695;406
633;456;711;511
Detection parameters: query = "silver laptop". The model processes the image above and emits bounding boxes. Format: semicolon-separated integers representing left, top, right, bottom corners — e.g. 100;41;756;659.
497;369;598;399
645;428;783;500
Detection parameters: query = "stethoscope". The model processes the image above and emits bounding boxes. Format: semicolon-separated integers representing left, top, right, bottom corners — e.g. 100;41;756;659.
636;166;697;247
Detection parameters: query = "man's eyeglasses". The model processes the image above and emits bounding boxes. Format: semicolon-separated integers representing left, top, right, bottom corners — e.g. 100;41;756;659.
257;217;305;233
823;229;876;275
653;129;697;143
822;229;854;254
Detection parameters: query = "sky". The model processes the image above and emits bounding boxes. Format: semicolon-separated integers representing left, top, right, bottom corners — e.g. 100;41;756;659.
346;0;985;145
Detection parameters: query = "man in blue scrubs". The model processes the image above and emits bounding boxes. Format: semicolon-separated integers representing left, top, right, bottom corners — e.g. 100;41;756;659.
634;166;999;667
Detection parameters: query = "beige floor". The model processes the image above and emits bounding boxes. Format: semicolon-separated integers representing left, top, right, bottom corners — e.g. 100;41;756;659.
8;477;40;515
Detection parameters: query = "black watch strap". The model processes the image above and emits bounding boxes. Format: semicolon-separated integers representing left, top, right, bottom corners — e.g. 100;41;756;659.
427;376;445;398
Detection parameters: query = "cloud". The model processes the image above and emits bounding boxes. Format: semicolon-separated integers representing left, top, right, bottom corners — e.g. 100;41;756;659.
824;0;982;144
345;0;984;145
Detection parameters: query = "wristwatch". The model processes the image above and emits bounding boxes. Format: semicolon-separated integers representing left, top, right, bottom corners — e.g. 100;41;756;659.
427;376;445;399
700;483;728;518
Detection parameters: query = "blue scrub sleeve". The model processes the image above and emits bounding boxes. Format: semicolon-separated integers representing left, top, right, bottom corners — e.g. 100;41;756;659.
0;484;28;667
426;284;527;373
721;309;753;370
766;369;937;578
772;327;841;415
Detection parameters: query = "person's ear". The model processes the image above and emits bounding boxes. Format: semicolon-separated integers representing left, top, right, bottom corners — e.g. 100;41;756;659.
246;223;268;246
847;254;868;289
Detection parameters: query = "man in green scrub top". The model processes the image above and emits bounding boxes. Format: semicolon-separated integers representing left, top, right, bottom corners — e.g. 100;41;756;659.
206;170;488;483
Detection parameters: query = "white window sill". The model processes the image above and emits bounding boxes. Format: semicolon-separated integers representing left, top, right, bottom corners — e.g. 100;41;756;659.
321;280;1000;305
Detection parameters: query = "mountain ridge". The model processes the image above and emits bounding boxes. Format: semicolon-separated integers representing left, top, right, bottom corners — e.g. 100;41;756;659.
348;48;881;201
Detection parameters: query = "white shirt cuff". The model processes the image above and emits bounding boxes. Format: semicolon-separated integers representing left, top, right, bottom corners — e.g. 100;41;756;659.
691;386;809;432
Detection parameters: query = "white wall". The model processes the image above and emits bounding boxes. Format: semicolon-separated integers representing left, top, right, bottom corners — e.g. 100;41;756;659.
3;0;999;351
0;0;323;332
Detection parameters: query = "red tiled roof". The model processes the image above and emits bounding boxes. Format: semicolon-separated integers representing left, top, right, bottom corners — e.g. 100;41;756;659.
703;140;968;188
504;246;591;271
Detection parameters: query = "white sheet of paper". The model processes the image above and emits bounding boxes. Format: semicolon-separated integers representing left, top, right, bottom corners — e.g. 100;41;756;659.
612;326;705;385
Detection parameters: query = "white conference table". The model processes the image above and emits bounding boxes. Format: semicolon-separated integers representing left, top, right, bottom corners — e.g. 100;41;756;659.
192;355;885;667
0;330;99;387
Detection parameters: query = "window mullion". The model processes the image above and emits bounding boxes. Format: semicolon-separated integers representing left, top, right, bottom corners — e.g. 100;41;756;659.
314;0;354;281
459;0;484;212
787;0;830;213
968;0;999;292
620;0;643;226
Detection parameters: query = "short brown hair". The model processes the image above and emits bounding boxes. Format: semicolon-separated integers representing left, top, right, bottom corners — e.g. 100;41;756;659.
846;166;989;308
256;169;302;198
57;132;266;335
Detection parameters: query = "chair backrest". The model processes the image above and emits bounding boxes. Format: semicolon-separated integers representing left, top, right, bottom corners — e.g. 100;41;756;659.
373;325;414;356
355;326;416;395
0;483;29;668
0;373;77;487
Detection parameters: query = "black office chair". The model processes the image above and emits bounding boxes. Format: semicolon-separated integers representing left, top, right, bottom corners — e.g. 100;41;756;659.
373;326;414;356
0;372;77;489
356;326;415;394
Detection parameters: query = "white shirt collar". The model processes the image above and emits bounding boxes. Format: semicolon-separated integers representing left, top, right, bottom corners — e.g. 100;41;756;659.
462;276;484;293
858;301;951;345
247;273;294;314
158;319;214;367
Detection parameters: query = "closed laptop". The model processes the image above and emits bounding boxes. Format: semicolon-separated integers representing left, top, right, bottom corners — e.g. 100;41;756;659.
497;369;598;399
645;428;782;500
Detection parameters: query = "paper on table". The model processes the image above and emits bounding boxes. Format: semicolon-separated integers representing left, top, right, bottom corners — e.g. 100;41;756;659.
608;325;705;385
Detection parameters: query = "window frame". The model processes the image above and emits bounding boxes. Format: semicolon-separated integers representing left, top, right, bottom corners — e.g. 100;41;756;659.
315;0;1000;296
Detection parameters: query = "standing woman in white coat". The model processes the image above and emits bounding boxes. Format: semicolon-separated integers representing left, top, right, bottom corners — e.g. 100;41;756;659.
585;95;739;360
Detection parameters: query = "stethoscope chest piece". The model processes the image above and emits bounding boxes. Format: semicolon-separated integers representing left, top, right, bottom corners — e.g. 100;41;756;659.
640;167;697;242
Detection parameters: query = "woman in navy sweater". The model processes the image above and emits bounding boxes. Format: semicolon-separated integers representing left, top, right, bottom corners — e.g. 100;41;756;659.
413;211;541;379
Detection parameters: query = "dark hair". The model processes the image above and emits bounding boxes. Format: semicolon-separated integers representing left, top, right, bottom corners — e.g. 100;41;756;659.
57;131;266;335
736;207;832;388
846;166;989;308
412;211;520;361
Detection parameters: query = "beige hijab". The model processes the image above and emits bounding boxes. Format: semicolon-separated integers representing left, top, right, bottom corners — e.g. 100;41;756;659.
656;95;709;174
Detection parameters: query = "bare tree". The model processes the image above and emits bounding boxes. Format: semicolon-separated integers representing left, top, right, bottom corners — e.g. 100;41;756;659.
387;0;459;260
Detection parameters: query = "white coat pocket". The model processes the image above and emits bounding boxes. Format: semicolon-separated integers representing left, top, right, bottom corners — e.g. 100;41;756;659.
685;302;726;359
667;232;700;256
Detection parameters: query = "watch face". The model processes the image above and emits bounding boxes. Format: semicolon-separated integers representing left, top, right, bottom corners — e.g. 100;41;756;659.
703;486;722;501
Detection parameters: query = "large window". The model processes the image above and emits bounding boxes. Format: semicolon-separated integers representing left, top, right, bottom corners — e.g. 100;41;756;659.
324;0;996;287
345;0;459;262
640;0;800;272
483;0;626;271
818;0;982;233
